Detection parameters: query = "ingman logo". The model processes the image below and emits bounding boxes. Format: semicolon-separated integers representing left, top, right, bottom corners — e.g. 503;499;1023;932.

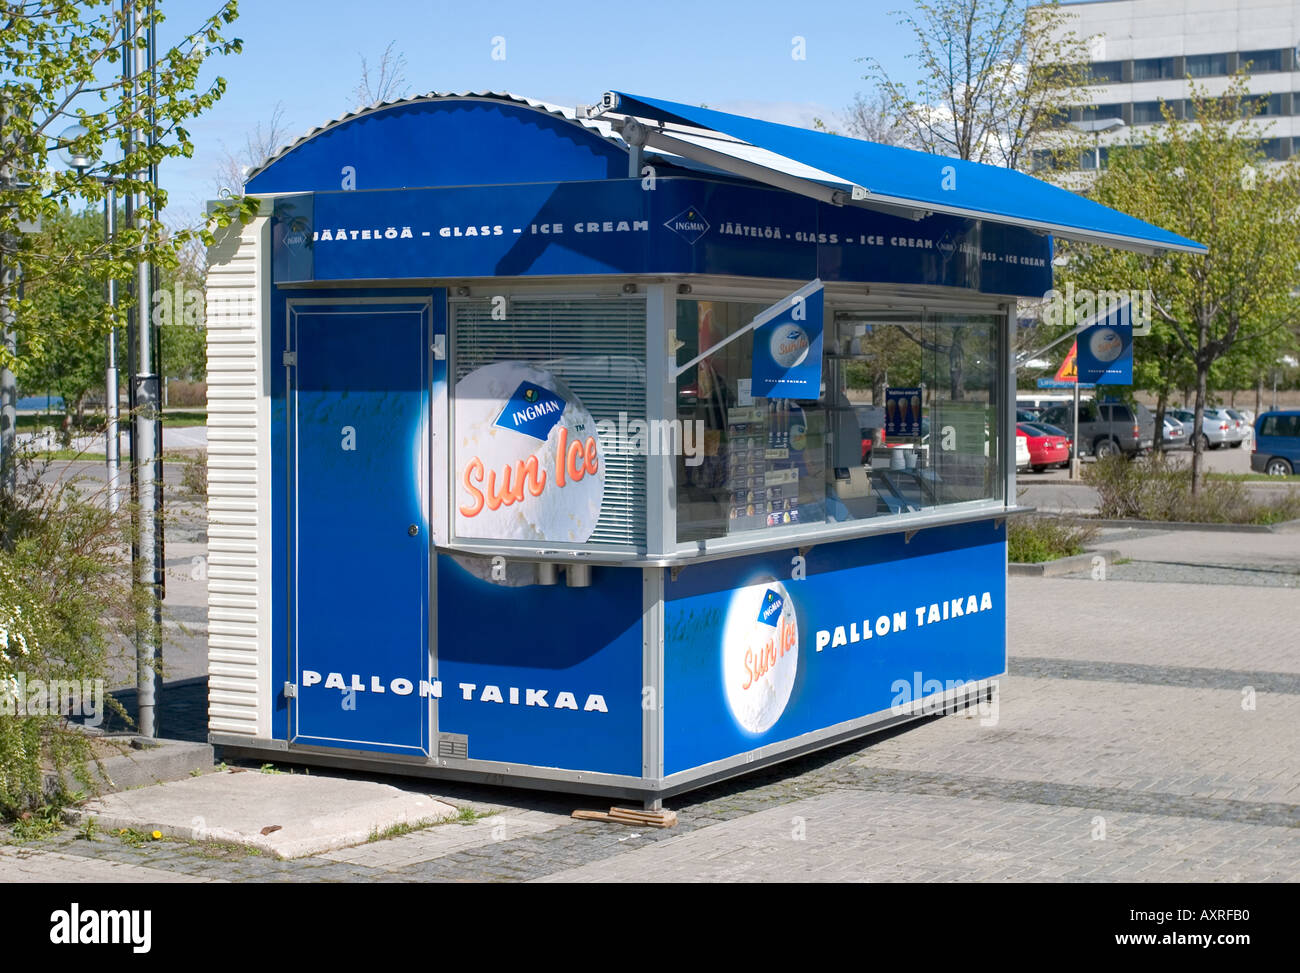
50;903;151;953
757;588;785;627
494;381;566;441
664;206;710;244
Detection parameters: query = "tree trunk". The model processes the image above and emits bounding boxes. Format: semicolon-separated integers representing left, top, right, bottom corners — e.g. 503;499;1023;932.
1256;373;1264;417
1191;364;1208;496
1153;390;1168;455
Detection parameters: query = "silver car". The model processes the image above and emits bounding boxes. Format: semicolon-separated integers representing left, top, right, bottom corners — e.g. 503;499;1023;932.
1169;408;1231;450
1206;407;1246;448
1161;415;1190;450
1226;409;1253;446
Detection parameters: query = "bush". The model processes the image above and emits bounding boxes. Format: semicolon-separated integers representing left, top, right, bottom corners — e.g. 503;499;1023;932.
0;448;144;818
165;380;207;407
1084;454;1300;524
179;452;207;500
1008;515;1099;563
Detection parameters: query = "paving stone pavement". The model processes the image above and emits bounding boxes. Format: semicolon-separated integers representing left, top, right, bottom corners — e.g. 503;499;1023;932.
1007;577;1300;673
319;810;570;869
1064;528;1300;587
0;846;222;883
533;791;1298;883
3;527;1297;882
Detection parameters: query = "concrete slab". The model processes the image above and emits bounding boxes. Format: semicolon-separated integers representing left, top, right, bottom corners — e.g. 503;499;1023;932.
49;738;214;796
72;770;456;859
319;809;571;869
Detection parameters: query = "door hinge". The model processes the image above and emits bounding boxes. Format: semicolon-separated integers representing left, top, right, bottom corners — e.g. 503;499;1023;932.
282;351;297;367
283;681;297;699
431;334;445;360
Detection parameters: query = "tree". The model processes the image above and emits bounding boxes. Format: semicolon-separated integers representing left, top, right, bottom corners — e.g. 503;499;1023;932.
14;204;107;421
862;0;1093;171
354;41;410;109
213;100;290;197
827;85;915;146
1060;76;1300;490
1;1;251;379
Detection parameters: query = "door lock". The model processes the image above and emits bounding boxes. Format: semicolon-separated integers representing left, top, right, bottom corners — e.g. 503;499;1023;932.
408;524;419;536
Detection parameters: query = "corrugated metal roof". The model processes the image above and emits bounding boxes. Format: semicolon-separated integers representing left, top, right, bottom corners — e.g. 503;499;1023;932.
243;90;630;183
243;88;867;196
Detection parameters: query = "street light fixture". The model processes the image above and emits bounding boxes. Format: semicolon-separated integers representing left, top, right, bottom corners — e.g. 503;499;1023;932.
57;123;96;172
1069;118;1127;171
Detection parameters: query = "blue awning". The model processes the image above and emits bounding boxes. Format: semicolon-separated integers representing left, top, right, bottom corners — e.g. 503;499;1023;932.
602;91;1206;256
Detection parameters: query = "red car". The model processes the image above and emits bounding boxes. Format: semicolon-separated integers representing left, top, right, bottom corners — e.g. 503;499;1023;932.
1017;422;1071;473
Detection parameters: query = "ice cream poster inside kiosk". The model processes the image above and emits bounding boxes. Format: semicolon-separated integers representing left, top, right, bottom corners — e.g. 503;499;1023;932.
204;91;1204;803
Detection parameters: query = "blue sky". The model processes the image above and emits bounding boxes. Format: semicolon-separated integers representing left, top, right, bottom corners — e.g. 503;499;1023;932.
161;0;927;224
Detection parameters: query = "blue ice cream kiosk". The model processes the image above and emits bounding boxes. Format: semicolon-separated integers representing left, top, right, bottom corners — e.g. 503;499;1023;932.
204;90;1204;806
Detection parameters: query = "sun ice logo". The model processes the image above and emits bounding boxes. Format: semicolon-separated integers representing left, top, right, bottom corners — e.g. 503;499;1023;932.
769;324;810;368
494;381;566;441
757;588;785;627
664;205;710;244
723;579;799;734
1088;326;1125;364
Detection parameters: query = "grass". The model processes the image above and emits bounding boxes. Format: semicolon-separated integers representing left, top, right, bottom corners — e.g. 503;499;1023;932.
7;802;67;841
1008;515;1099;563
366;817;445;843
16;410;207;430
1206;472;1300;483
366;806;494;843
24;448;206;462
77;823;262;860
114;827;157;848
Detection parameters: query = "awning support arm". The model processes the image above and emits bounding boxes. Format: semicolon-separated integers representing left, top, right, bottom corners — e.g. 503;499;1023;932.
609;120;932;223
672;278;823;379
1016;299;1131;366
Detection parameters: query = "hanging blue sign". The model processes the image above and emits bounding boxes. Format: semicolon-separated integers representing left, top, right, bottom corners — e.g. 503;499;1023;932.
1077;303;1134;385
751;284;824;398
269;178;1054;297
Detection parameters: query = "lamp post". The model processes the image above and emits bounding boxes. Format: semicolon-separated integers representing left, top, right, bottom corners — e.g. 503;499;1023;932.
1060;118;1127;477
1069;117;1127;172
58;124;123;514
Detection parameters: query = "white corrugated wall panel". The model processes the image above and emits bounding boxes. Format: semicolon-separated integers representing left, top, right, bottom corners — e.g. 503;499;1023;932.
205;213;272;739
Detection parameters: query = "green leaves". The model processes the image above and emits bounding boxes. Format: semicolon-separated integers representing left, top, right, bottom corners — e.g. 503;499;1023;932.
2;1;243;373
1059;73;1300;486
1064;73;1300;388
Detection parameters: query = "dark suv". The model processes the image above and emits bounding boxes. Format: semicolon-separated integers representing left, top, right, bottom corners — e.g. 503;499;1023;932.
1042;401;1155;459
1251;410;1300;476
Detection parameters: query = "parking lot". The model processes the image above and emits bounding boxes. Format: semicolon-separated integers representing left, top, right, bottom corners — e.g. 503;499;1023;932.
4;507;1297;882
